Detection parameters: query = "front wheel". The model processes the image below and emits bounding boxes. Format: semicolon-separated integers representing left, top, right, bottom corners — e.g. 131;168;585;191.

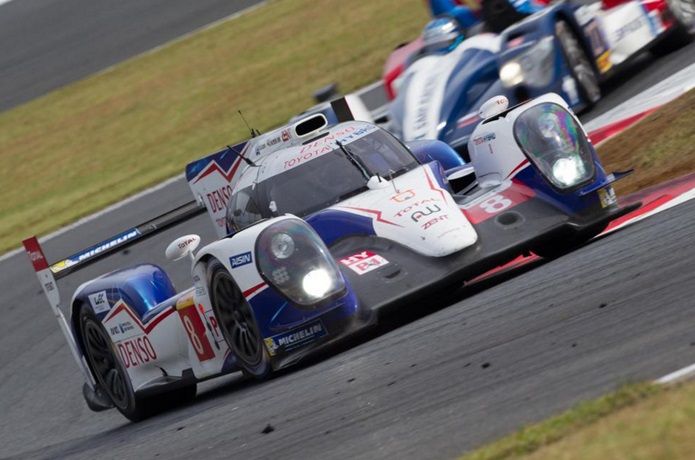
556;21;601;111
207;259;273;379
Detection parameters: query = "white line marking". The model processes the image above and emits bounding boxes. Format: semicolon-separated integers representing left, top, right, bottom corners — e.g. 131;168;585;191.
655;363;695;384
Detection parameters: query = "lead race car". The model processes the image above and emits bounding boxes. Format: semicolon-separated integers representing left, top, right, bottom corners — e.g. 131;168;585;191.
24;93;639;421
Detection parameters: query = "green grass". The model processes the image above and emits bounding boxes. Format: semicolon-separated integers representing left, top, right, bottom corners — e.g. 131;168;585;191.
0;0;429;253
459;379;695;460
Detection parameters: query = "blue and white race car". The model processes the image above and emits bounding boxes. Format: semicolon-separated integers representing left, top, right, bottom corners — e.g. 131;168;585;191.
387;0;694;159
24;93;639;421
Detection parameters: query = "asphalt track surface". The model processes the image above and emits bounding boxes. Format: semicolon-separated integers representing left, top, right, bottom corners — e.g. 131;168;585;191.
1;2;695;458
0;0;260;113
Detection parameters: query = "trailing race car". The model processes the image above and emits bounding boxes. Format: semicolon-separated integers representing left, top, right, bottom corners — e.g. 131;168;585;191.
386;0;695;159
24;93;639;422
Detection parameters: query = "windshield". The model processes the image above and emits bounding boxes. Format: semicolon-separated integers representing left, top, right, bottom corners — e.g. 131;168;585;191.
227;129;419;230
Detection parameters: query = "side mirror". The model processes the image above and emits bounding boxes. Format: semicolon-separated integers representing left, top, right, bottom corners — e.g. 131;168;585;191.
165;235;201;262
478;95;509;120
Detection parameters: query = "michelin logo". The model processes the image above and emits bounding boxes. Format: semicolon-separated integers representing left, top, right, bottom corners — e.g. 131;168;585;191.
263;320;327;356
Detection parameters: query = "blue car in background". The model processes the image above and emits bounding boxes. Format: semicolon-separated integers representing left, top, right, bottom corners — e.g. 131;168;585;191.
386;0;694;160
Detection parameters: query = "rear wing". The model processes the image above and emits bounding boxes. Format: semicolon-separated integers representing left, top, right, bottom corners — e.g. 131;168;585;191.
22;199;206;409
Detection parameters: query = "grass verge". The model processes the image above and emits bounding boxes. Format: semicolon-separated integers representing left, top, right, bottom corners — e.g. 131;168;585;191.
460;379;695;460
0;0;428;253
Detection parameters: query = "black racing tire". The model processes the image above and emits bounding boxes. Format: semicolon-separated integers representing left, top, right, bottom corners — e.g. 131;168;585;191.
481;0;530;34
79;304;197;422
531;223;608;259
652;0;695;55
79;304;151;422
207;259;273;379
555;20;601;111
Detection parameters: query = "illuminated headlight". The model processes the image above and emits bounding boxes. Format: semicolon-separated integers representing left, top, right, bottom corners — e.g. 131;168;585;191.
500;37;555;88
551;157;584;187
500;61;523;87
302;269;332;298
513;102;597;192
270;233;295;259
257;219;346;307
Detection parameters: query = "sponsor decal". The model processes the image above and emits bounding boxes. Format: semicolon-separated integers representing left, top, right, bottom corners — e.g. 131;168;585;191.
421;214;449;230
281;126;375;170
119;321;135;334
473;133;496;145
339;251;389;275
411;204;442;223
230;252;253;268
267;135;282;147
613;16;646;43
117;336;157;368
390;189;415;203
281;129;291;142
264;319;327;356
22;237;49;272
394;198;440;218
53;229;141;272
598;186;618;208
88;291;110;314
206;185;233;213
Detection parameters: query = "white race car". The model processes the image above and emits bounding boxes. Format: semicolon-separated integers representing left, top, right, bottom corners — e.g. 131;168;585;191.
24;93;639;421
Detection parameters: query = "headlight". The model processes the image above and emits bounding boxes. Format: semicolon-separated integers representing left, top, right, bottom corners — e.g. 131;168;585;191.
270;233;295;259
500;37;555;88
302;269;332;298
500;61;523;87
513;102;596;191
551;157;585;187
256;219;346;307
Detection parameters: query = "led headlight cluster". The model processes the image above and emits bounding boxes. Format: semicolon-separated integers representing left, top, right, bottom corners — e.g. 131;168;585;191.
499;37;555;89
514;102;595;191
256;219;346;307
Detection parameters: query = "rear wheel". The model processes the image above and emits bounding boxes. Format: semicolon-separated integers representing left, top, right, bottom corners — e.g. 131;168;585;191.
653;0;695;55
207;259;272;379
556;21;601;110
79;305;196;422
80;305;151;421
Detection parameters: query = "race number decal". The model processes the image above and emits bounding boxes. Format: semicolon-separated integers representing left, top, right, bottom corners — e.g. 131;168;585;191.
462;181;535;224
178;306;216;362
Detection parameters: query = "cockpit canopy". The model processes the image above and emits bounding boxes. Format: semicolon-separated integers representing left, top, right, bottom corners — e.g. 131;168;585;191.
226;125;419;232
